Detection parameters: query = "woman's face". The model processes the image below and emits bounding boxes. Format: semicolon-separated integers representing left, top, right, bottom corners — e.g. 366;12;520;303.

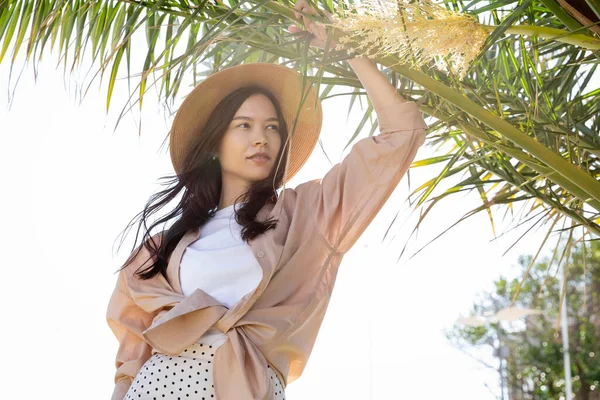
217;93;283;186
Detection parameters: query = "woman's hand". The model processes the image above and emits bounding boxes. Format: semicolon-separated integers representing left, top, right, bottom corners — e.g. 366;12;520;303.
288;1;404;109
288;0;336;50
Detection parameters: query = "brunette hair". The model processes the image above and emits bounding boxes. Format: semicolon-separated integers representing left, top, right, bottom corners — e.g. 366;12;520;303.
115;86;290;281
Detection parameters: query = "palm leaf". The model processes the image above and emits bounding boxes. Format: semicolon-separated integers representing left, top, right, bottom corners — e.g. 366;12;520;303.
1;0;599;284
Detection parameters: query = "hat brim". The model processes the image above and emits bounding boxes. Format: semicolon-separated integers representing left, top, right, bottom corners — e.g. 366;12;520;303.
169;63;323;184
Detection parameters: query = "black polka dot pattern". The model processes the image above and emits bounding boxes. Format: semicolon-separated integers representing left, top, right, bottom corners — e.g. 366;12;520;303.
124;342;286;400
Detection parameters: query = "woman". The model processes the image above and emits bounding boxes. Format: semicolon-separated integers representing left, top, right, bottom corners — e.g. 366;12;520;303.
106;1;428;399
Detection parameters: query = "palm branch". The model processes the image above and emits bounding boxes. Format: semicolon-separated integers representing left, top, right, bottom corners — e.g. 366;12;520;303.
1;0;599;296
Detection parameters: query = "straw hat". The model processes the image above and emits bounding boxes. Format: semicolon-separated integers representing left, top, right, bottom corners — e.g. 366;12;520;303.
169;63;323;184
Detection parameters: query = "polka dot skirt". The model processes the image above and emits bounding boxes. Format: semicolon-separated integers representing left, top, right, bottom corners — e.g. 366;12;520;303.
124;342;286;400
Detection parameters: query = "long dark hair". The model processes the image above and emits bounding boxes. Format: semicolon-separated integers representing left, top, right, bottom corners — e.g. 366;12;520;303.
115;86;290;282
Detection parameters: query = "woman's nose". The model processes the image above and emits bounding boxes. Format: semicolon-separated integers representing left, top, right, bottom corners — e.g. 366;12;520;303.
251;129;268;146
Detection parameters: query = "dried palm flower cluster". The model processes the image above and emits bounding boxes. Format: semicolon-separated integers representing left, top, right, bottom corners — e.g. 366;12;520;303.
321;0;489;78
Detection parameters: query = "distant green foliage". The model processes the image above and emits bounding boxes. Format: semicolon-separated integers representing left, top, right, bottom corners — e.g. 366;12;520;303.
447;240;600;399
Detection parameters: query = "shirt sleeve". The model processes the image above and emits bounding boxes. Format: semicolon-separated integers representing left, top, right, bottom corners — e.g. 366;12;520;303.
294;100;428;254
106;269;156;400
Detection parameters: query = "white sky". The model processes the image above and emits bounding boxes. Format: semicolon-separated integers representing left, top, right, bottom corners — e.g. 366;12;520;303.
1;48;570;400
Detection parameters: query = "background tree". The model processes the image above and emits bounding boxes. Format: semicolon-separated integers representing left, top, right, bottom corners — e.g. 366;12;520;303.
447;238;600;399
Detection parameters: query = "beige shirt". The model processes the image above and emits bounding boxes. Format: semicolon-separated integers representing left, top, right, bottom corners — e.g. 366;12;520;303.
106;100;428;400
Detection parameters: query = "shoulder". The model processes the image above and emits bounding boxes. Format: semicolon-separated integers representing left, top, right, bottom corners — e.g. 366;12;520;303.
270;183;322;234
293;178;321;191
273;186;304;216
280;179;323;214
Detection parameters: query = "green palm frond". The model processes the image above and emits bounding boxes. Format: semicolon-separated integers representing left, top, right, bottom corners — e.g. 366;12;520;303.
1;0;600;288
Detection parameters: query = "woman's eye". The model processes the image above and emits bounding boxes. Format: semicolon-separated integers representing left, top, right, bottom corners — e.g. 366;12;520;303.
236;123;279;131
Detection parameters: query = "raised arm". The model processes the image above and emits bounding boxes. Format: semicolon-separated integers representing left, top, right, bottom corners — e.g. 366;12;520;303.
289;1;428;252
295;101;426;254
347;57;408;109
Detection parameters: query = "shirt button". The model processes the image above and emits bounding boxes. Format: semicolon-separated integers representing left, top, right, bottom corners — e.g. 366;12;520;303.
257;251;265;258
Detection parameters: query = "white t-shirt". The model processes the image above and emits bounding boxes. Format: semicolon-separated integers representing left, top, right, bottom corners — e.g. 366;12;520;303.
179;203;262;347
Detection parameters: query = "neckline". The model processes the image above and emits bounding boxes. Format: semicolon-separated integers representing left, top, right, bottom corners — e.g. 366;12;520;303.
213;201;249;217
166;204;276;324
214;203;236;217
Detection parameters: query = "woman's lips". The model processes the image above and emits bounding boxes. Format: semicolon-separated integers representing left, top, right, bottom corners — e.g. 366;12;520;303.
248;156;270;164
